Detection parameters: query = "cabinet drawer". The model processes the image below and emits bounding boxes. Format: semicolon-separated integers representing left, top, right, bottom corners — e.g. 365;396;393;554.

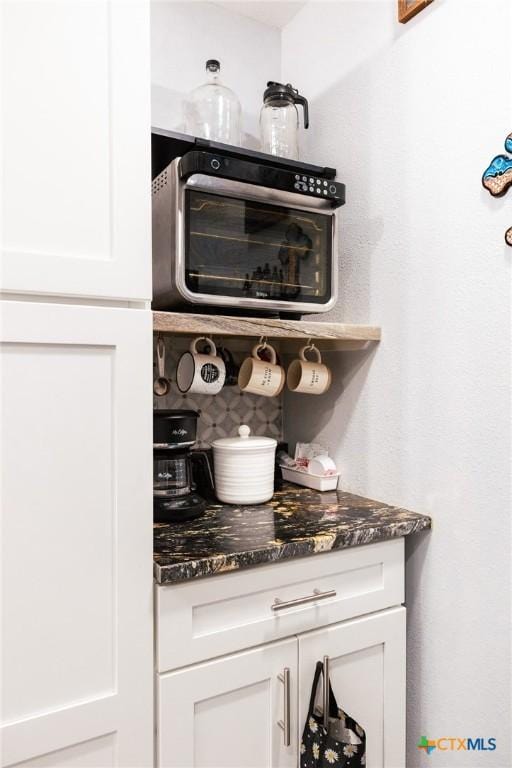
156;539;404;672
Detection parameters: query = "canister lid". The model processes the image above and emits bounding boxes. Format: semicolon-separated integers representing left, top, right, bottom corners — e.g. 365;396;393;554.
212;424;277;450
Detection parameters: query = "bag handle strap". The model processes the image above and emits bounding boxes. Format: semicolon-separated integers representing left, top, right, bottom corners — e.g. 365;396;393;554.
307;662;322;716
307;661;339;719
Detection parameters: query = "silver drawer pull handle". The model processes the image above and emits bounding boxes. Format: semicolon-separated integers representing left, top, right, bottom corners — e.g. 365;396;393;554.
277;667;291;746
271;588;337;612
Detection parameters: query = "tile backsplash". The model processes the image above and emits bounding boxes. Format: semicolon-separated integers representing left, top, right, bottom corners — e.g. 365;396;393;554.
153;336;283;448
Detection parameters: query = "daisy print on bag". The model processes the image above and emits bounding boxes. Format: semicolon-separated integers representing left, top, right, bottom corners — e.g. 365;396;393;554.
309;717;319;733
324;748;339;764
343;744;358;757
312;742;320;760
300;742;306;755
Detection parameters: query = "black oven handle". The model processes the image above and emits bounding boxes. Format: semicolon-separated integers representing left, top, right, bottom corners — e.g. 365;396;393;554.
179;151;345;209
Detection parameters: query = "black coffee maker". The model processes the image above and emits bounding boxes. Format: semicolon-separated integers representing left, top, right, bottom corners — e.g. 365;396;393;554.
153;410;213;523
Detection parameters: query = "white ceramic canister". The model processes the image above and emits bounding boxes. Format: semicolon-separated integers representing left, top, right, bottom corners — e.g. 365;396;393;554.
212;425;277;505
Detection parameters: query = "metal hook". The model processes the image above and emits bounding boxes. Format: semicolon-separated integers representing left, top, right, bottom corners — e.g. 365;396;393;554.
258;335;268;349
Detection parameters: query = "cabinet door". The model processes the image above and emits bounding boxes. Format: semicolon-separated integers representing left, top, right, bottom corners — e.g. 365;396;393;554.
298;608;406;768
0;300;153;767
158;639;298;768
1;0;151;301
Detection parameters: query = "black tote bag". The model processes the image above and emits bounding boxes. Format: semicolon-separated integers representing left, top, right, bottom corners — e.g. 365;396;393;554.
300;661;366;767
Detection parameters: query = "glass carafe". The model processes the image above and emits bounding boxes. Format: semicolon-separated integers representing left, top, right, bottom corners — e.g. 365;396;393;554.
260;82;309;160
153;453;191;497
184;59;241;146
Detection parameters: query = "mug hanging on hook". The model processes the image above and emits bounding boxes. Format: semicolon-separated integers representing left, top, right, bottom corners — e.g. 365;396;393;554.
176;336;226;395
287;343;331;395
217;345;240;386
238;341;285;397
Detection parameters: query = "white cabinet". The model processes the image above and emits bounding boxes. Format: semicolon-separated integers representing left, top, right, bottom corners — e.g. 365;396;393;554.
0;300;153;767
1;0;151;302
158;639;298;768
156;543;407;768
157;607;405;768
298;608;406;768
1;0;152;762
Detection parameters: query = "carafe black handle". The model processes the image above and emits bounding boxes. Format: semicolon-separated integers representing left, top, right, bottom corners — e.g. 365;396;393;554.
189;450;215;497
294;93;309;129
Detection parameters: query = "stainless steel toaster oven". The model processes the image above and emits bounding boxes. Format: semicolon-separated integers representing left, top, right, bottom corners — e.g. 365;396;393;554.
151;144;345;315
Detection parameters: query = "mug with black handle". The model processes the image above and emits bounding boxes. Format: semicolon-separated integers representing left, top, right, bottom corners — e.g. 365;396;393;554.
217;346;240;387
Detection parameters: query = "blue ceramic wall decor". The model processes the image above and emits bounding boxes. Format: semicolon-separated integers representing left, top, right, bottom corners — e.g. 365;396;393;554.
482;132;512;246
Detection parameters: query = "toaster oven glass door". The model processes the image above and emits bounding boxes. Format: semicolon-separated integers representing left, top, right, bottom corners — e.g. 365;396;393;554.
184;190;332;304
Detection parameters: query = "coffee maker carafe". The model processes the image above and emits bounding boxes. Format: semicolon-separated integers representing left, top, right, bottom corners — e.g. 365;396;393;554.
153;410;213;523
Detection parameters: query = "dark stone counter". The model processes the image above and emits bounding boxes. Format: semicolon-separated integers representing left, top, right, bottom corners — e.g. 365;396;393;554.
154;483;431;585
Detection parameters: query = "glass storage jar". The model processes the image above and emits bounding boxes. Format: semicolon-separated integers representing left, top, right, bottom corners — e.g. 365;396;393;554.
260;81;309;160
184;59;241;146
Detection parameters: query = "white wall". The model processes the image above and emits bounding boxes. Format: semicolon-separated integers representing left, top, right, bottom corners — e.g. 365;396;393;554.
282;1;511;764
151;1;281;147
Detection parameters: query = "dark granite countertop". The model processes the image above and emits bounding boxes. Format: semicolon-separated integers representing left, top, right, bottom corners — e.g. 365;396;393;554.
154;483;431;585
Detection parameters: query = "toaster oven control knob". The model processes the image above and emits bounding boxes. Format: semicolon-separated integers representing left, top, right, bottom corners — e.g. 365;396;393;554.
210;158;221;170
329;184;337;194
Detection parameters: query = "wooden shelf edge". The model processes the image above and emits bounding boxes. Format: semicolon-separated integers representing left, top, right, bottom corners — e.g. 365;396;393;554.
152;311;381;343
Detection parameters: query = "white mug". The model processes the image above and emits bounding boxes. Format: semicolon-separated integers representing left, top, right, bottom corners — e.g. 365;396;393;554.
176;337;226;395
238;343;285;397
287;345;331;395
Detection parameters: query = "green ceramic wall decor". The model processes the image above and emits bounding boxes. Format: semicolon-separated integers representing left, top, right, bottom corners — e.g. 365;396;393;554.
482;132;512;246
